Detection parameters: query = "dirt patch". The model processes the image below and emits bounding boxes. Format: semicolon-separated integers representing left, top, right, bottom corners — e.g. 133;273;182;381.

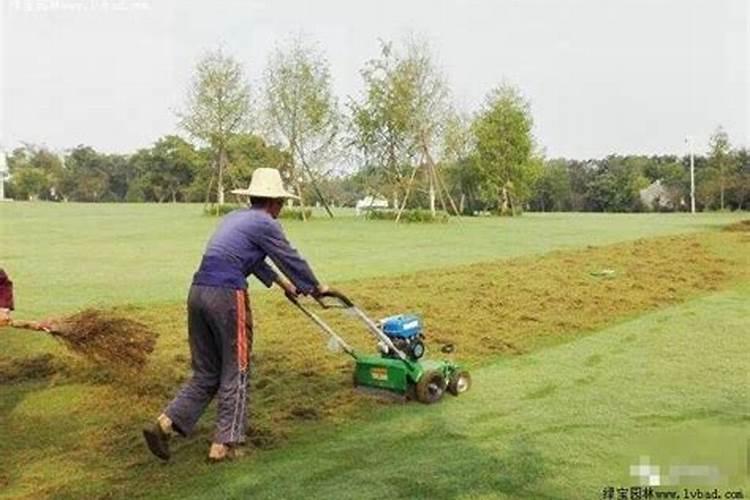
723;219;750;232
0;354;59;384
47;309;157;369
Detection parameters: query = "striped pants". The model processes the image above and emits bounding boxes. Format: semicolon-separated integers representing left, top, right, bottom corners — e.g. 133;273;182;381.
165;285;252;445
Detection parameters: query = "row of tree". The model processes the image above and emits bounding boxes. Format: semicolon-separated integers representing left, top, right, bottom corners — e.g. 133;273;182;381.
4;36;748;213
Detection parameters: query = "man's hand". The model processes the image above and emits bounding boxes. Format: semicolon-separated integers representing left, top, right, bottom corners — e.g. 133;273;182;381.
312;284;329;297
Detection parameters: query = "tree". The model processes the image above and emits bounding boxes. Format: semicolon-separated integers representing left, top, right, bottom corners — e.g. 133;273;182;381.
130;136;199;202
472;85;536;215
225;133;291;197
442;112;482;214
707;126;731;210
178;48;251;206
350;38;458;219
349;40;416;210
60;146;110;202
530;159;572;212
6;145;62;200
583;156;649;212
263;36;340;218
728;148;749;210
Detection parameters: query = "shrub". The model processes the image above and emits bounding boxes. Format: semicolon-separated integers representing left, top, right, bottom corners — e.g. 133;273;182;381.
365;209;449;223
202;204;313;220
278;208;313;220
203;204;243;216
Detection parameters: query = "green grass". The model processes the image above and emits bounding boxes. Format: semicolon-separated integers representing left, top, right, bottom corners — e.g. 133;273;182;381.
0;203;747;499
157;283;750;499
1;202;746;318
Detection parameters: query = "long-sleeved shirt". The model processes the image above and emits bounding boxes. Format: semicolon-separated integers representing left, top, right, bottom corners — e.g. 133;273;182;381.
192;208;320;293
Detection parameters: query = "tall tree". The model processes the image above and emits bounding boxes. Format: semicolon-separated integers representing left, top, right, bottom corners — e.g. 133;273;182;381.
263;35;340;218
178;48;251;206
707;126;731;210
472;85;536;215
350;38;457;219
349;41;416;209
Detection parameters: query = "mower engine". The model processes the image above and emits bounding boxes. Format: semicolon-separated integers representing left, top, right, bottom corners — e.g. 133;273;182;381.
379;314;425;360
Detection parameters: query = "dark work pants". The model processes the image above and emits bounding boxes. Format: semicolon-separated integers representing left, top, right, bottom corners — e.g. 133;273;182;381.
165;285;252;445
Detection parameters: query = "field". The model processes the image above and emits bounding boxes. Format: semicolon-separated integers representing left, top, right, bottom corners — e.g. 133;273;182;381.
0;204;748;499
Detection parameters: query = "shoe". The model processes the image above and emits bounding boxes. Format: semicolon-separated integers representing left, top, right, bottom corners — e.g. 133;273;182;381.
143;422;171;461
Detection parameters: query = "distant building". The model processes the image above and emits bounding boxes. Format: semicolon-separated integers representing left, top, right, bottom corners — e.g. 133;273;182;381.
639;179;675;210
355;196;388;215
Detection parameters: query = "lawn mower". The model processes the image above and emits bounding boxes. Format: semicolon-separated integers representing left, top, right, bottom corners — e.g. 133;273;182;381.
286;289;471;404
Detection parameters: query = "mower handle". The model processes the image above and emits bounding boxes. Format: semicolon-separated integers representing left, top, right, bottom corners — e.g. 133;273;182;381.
313;289;354;308
284;289;354;309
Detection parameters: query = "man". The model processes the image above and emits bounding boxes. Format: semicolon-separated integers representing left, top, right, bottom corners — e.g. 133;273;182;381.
143;168;326;462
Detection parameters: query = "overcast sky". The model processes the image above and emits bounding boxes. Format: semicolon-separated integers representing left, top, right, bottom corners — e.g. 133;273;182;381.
0;0;747;159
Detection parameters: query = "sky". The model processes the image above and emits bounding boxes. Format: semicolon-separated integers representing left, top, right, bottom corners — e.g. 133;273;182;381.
0;0;747;159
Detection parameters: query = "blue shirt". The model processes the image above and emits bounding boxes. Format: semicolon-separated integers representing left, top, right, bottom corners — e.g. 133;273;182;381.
192;208;320;292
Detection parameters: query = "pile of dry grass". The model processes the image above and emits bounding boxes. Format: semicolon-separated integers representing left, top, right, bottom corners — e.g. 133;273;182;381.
46;309;157;368
723;219;750;232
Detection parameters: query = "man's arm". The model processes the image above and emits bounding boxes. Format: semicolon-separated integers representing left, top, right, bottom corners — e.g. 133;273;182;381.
252;260;279;288
256;220;321;295
252;259;298;296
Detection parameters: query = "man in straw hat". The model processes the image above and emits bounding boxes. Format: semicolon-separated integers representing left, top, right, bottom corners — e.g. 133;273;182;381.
143;168;327;462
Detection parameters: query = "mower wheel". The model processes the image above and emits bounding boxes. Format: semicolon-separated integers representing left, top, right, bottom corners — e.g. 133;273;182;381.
415;370;446;404
448;370;472;396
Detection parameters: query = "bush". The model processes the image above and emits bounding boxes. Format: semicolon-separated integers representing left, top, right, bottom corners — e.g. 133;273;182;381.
202;204;313;220
278;208;313;220
365;209;449;223
203;204;243;216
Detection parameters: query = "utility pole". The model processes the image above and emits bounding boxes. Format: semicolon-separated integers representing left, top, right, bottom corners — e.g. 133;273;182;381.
686;136;695;214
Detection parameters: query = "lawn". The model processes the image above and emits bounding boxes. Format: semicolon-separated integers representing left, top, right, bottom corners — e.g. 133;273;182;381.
0;204;747;499
0;202;746;318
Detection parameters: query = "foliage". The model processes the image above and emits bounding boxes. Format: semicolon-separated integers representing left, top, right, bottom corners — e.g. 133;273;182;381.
365;208;448;223
263;35;340;215
707;126;731;210
202;203;243;217
528;159;573;212
130;136;198;203
349;38;453;216
202;204;313;220
472;85;536;215
278;207;313;220
178;48;252;205
5;145;63;200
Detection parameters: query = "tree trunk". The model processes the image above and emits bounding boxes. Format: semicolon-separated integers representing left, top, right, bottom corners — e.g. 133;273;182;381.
217;149;226;206
459;193;465;214
428;171;436;216
295;180;307;221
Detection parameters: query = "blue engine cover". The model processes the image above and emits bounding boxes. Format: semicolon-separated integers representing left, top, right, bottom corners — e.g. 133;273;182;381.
380;314;422;338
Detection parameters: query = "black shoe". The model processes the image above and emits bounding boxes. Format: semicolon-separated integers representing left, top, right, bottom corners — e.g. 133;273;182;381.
143;423;171;461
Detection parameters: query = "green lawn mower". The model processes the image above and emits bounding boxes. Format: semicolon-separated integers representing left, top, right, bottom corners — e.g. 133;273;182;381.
286;290;471;404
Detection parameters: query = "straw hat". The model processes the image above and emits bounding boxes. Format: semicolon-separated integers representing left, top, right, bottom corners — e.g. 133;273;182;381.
230;168;299;199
